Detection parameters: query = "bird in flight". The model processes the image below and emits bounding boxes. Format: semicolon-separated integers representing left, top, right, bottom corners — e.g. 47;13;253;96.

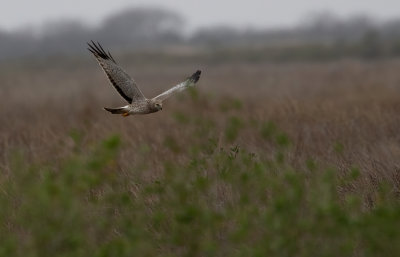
88;41;201;117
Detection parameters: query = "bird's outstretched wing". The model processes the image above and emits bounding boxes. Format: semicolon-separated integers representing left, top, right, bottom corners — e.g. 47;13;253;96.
153;70;201;102
88;41;146;103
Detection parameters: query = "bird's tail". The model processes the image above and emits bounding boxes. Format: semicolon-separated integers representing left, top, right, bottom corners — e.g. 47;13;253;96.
104;107;130;116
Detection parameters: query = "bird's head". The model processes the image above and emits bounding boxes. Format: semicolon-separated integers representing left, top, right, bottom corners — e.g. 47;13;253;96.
153;100;163;111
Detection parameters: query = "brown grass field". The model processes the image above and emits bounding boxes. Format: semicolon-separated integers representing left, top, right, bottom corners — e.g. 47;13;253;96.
1;54;400;256
3;57;400;187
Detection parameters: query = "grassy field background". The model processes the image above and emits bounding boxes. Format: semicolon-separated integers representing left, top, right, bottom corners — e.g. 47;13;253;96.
1;54;400;256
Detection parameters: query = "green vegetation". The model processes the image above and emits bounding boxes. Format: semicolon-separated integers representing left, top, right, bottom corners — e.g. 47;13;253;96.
1;118;400;257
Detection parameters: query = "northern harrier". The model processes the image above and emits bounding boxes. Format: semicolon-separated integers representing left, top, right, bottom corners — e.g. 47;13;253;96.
88;41;201;117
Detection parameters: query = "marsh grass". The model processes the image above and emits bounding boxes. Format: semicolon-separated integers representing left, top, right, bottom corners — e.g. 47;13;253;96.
2;126;400;257
1;57;400;256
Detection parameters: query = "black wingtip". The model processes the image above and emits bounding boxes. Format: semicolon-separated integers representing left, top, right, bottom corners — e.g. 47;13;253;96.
190;70;201;83
87;40;116;63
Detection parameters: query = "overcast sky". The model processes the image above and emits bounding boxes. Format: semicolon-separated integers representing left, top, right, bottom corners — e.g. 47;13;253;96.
2;0;400;32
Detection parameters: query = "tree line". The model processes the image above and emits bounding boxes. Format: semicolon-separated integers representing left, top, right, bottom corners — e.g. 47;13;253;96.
1;8;400;60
